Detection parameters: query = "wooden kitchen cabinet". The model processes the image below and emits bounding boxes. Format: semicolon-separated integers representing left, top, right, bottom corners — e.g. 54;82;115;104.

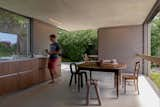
0;57;61;95
0;73;19;95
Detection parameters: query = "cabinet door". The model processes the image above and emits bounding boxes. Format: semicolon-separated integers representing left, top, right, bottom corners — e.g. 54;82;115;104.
39;69;46;82
45;68;51;81
18;70;34;89
32;69;40;84
0;73;19;95
38;58;47;69
0;62;9;76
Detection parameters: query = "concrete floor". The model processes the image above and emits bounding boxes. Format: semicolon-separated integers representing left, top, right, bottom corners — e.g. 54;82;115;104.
0;63;159;107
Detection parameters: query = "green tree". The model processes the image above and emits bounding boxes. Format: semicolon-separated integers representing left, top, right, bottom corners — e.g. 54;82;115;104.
151;16;160;56
58;29;97;61
0;8;30;56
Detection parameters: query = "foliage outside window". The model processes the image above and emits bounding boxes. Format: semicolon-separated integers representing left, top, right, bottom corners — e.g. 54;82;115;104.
151;13;160;90
151;13;160;57
0;8;31;57
57;29;97;61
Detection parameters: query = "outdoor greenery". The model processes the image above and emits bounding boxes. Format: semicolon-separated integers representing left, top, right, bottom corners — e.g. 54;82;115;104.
151;15;160;56
0;8;30;57
57;29;97;61
57;14;160;62
0;43;17;56
150;72;160;89
151;14;160;90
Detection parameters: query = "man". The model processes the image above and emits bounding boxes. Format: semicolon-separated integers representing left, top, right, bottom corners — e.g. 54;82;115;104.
46;34;61;84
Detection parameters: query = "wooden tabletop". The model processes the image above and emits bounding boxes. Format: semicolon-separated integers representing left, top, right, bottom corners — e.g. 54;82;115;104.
78;61;127;70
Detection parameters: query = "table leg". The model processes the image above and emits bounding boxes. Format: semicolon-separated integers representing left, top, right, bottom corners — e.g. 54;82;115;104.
116;71;119;98
78;74;81;92
89;70;92;80
77;69;80;92
115;71;119;98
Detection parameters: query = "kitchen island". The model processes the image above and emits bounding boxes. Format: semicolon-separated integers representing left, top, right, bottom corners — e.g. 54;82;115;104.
0;57;61;95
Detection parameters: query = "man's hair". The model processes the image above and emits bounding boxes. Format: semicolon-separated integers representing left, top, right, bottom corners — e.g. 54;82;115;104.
50;34;56;38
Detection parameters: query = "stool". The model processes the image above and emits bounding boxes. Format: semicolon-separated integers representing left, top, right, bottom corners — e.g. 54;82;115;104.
86;80;101;106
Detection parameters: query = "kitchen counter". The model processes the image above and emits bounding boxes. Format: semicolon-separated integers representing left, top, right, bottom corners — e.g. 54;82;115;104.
0;57;61;95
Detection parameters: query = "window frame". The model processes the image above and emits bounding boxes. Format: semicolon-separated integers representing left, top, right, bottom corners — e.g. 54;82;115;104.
0;7;33;56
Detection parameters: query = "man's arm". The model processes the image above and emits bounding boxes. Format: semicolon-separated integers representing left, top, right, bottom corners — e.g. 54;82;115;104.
47;50;60;55
45;43;61;55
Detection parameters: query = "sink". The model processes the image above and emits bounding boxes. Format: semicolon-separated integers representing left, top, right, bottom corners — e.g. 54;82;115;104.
0;57;13;61
0;59;11;61
0;56;31;61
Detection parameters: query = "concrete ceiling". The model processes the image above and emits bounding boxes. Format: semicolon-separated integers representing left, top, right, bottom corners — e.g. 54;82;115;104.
0;0;157;31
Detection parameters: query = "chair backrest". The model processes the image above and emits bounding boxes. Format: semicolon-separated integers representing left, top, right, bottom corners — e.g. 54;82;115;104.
70;63;78;73
133;61;140;78
83;53;89;61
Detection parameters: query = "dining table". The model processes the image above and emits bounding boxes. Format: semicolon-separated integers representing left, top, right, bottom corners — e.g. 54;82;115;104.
77;61;127;98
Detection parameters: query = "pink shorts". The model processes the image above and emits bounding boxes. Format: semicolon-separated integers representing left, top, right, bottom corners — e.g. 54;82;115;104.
48;59;58;70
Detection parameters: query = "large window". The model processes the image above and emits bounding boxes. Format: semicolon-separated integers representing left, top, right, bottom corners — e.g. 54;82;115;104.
0;8;31;58
150;12;160;90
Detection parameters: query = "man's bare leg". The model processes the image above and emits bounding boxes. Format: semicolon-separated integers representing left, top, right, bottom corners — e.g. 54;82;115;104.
49;69;55;84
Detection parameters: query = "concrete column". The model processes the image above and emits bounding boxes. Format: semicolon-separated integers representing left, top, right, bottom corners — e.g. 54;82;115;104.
143;23;151;75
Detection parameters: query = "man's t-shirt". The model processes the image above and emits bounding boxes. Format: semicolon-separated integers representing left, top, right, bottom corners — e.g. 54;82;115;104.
49;42;60;59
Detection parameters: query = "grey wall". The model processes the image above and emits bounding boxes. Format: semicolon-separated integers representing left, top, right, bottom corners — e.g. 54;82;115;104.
33;19;57;53
98;25;143;72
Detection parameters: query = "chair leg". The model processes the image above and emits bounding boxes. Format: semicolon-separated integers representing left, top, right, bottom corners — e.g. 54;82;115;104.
84;72;88;84
74;74;77;84
78;74;81;92
122;78;125;88
69;74;73;86
119;72;121;85
86;82;90;105
94;84;101;106
134;79;137;91
137;79;139;95
124;79;126;94
114;74;116;88
81;74;83;88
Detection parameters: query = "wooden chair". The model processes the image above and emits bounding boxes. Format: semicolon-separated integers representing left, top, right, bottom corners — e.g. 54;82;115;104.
86;79;101;106
83;53;89;61
69;63;87;88
122;61;140;94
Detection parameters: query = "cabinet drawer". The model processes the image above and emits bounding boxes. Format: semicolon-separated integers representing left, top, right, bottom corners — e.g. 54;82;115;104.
0;73;19;95
18;70;34;89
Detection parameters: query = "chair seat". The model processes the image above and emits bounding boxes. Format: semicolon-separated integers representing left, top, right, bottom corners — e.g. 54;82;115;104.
122;75;137;79
87;79;98;85
80;71;87;73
